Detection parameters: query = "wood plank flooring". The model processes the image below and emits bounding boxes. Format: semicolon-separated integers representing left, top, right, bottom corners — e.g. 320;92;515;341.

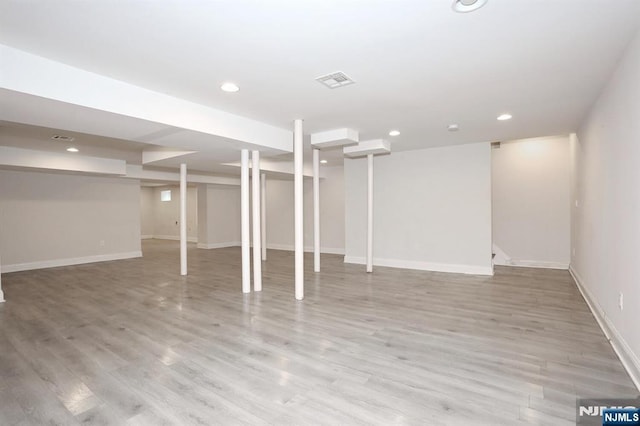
0;239;637;425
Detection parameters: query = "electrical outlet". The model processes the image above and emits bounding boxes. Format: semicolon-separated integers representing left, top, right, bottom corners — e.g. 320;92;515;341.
575;200;579;207
619;292;624;311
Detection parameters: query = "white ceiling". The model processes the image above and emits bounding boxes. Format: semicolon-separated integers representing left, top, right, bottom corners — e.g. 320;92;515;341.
1;0;639;165
0;121;146;163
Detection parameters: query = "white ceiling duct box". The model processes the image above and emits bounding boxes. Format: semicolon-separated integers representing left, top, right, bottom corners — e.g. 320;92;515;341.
343;139;391;158
311;128;359;149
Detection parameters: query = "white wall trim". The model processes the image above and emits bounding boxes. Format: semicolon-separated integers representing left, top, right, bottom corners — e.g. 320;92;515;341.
492;244;568;269
141;235;154;240
152;235;198;243
2;251;143;273
197;241;241;249
498;259;569;270
344;256;493;276
492;243;511;266
569;266;640;392
266;243;345;255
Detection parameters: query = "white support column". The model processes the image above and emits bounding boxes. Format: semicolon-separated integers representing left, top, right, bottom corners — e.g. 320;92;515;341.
294;119;304;300
366;154;374;273
241;149;251;293
180;163;187;276
313;148;320;272
0;255;4;303
261;173;267;261
252;151;262;292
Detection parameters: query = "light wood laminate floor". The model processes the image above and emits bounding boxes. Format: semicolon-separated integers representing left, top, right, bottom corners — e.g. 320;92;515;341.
0;240;637;425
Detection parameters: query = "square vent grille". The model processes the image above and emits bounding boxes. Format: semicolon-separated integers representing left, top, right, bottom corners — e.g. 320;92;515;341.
316;71;355;89
51;135;75;142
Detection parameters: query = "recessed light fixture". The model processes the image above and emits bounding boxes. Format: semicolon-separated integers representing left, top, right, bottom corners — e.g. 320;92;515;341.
220;82;240;93
448;124;459;132
452;0;488;13
388;130;400;137
497;113;513;121
66;147;79;153
320;160;328;164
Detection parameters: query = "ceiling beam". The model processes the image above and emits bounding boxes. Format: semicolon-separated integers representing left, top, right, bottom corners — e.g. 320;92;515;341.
0;146;126;175
0;44;293;154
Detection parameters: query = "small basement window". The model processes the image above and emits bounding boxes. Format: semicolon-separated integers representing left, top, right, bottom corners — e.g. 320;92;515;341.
160;190;171;202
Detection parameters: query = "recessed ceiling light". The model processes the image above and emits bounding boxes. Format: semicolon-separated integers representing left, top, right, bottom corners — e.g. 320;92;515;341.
66;147;79;152
388;130;400;137
497;113;512;121
452;0;488;13
320;160;328;164
448;124;459;132
220;82;240;92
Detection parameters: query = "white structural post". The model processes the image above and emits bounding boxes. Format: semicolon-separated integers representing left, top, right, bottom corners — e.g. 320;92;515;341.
261;173;267;261
313;148;320;272
294;119;304;300
252;151;262;292
366;154;374;273
0;254;4;303
180;163;188;276
241;149;251;293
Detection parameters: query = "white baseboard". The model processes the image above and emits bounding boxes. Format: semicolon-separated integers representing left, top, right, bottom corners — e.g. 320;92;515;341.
495;259;569;269
569;265;640;392
2;251;143;273
266;243;345;255
314;247;346;255
197;241;240;249
141;235;154;240
152;235;198;243
492;244;569;269
344;256;493;276
492;243;511;266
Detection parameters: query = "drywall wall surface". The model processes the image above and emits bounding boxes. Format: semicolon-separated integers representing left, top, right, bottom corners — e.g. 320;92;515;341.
492;136;571;268
319;166;345;253
265;165;345;254
0;169;141;271
140;186;155;238
151;185;197;241
573;28;640;388
197;184;241;248
345;143;493;274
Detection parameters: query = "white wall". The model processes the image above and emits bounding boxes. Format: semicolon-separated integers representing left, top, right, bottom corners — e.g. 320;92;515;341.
197;184;241;249
344;143;493;275
149;185;198;242
318;166;345;253
265;165;345;254
572;28;640;389
0;170;141;272
140;186;154;238
492;136;571;268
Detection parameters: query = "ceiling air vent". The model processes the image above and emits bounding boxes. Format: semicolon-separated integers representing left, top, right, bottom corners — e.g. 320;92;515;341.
51;135;75;142
316;71;355;89
491;141;501;149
